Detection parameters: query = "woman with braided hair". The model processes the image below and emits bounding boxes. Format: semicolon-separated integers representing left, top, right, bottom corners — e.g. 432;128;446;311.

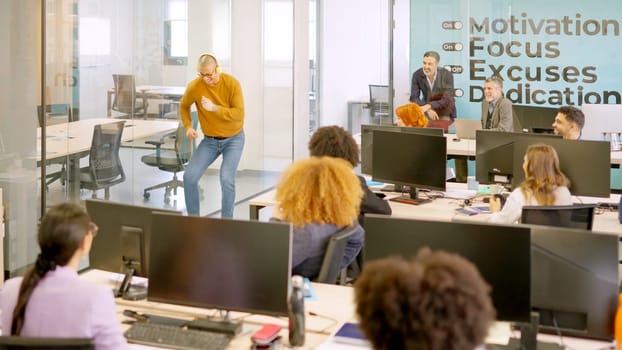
0;203;125;349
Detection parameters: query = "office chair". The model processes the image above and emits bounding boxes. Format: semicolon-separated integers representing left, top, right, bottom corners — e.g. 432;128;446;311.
37;104;74;127
141;121;195;203
79;121;126;200
521;204;596;230
111;74;147;118
37;104;74;189
369;84;391;125
315;225;360;285
0;336;94;350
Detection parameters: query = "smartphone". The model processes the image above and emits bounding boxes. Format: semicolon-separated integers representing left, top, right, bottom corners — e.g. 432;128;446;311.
251;324;282;345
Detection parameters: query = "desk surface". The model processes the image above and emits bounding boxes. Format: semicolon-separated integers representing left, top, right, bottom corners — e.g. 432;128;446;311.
36;118;178;162
249;182;622;235
444;133;622;164
82;269;354;349
81;269;614;350
107;85;186;117
355;131;622;164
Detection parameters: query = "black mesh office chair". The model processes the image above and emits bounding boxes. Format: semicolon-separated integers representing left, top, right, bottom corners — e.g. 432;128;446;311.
0;336;94;350
79;121;126;200
141;122;195;203
369;84;390;125
315;225;360;285
112;74;147;118
37;104;74;189
521;204;596;230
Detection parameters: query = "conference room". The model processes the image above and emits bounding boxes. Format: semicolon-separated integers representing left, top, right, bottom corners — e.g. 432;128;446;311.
1;0;622;349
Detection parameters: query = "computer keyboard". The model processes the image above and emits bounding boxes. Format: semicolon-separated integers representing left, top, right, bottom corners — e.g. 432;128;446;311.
125;322;232;350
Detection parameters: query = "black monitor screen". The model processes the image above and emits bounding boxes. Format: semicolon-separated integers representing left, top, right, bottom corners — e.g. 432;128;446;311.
513;104;558;134
475;130;561;186
530;226;618;340
363;215;531;323
372;130;446;193
148;213;293;316
360;124;444;175
86;199;181;277
511;138;610;197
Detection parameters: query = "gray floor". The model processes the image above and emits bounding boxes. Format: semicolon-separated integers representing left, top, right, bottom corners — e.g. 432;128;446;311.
44;145;284;220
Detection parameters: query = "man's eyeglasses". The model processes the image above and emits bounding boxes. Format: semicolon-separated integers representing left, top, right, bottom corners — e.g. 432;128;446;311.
198;71;216;78
89;222;99;237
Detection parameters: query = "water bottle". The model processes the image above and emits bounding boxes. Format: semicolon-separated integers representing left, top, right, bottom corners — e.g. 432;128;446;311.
288;275;305;346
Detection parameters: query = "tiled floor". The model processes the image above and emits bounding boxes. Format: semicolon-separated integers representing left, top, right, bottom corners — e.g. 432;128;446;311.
44;145;284;220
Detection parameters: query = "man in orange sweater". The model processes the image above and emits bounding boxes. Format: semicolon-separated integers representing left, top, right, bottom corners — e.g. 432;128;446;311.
179;53;245;217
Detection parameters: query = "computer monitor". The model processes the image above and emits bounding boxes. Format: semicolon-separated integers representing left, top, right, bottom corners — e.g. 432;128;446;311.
371;130;447;201
511;137;611;197
148;213;293;318
475;130;561;186
530;225;618;341
363;215;531;323
85;199;181;299
513;104;558;134
360;124;444;175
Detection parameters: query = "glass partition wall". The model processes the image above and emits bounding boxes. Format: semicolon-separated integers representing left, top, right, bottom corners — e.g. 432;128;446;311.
0;0;301;277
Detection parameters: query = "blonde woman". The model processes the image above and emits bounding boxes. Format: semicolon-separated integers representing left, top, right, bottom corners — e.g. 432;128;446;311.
489;143;572;224
271;156;364;279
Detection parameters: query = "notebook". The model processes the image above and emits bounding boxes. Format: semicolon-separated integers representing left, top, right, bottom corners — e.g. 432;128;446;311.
333;323;370;347
455;119;482;139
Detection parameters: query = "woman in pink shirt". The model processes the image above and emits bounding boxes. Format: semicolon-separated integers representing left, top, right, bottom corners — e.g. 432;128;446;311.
1;203;126;349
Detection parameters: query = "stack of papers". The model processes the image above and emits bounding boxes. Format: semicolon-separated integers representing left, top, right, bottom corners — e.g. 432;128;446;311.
442;189;477;199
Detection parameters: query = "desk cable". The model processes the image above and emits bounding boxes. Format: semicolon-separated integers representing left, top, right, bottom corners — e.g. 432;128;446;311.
307;311;339;334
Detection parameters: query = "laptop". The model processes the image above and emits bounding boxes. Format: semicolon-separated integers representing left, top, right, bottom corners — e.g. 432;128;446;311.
455;119;482;140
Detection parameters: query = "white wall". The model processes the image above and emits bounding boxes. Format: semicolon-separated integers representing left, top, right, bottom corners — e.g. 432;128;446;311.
320;0;389;128
394;0;411;110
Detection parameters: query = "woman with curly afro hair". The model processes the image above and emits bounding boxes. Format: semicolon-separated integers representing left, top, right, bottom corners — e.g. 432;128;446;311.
271;156;364;279
354;248;495;350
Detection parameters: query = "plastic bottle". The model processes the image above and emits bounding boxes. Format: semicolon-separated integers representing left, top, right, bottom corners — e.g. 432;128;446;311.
288;275;305;346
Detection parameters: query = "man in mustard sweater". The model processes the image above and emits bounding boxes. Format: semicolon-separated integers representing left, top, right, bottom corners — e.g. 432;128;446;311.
179;53;245;217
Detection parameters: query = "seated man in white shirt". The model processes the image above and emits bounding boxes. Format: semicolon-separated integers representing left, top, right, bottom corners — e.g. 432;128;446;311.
552;105;584;140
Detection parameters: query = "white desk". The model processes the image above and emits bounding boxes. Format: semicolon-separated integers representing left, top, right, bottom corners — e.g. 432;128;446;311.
445;133;476;156
444;133;622;165
81;269;353;349
248;182;622;235
107;85;186;117
37;118;178;162
36;119;178;199
81;269;614;350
